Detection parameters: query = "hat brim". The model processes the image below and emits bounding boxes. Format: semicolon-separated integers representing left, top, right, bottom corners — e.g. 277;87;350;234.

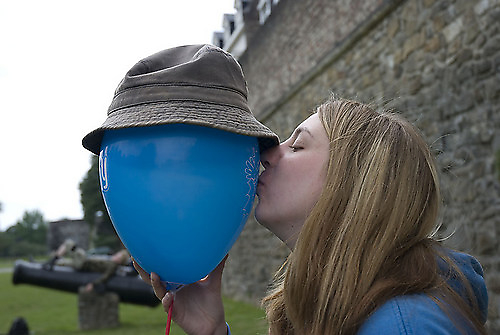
82;100;279;155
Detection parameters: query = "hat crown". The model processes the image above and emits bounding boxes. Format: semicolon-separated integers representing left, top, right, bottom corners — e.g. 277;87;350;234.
82;44;279;155
116;44;248;99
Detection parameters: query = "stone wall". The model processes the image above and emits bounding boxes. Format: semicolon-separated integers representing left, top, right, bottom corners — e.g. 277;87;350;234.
240;0;386;119
78;288;119;330
47;219;89;251
222;0;500;331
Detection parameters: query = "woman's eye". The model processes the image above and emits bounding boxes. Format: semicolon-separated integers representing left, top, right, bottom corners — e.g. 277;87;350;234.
289;145;303;152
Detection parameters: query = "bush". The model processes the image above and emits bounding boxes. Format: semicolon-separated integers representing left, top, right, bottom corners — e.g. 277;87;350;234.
6;240;47;258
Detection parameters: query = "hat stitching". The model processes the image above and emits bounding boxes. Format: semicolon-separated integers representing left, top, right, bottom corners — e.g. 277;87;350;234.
107;118;267;133
102;120;270;136
108;99;250;116
102;119;276;137
114;82;247;99
104;104;271;132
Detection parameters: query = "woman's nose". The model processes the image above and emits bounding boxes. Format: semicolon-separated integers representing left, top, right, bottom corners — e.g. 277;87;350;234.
260;143;281;168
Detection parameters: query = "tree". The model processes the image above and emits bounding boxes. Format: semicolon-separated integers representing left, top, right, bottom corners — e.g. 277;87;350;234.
79;155;120;250
13;210;47;244
0;209;47;257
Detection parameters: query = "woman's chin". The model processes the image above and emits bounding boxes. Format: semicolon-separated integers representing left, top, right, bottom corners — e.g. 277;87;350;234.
254;203;264;224
254;204;271;228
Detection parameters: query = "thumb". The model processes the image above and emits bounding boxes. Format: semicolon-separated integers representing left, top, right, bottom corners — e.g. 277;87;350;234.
203;254;228;287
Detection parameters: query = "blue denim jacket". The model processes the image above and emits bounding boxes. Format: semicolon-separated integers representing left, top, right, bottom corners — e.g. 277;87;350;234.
358;251;488;334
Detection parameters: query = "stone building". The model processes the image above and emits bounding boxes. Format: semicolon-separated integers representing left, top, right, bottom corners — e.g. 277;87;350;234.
47;219;89;251
215;0;500;331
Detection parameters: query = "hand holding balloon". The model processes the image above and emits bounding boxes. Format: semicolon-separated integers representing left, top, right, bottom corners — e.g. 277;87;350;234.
133;256;228;335
99;123;260;290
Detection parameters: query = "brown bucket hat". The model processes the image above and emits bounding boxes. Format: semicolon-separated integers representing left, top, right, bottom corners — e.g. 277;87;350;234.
82;44;279;154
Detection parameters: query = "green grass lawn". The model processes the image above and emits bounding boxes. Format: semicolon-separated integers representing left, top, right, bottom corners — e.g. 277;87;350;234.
0;256;48;269
0;267;267;334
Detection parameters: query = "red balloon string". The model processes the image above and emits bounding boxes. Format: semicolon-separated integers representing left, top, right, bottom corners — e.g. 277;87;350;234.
165;300;173;335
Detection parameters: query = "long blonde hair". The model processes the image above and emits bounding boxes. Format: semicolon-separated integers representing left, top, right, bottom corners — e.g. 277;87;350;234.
263;97;486;334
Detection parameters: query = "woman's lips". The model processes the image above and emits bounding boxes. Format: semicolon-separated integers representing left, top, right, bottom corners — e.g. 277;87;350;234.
256;175;265;195
258;170;268;185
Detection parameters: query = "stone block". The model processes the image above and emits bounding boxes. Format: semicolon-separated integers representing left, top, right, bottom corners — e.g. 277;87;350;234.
443;17;463;43
473;33;487;49
401;0;419;25
474;0;490;16
455;48;473;67
423;0;436;8
402;31;425;61
424;35;442;53
486;77;500;99
484;36;500;57
488;274;500;294
448;37;464;57
475;228;498;255
450;91;474;116
473;91;485;105
407;75;423;94
78;287;120;330
464;13;481;44
455;64;473;83
487;8;500;26
432;13;446;31
475;59;493;75
387;19;399;39
495;54;500;71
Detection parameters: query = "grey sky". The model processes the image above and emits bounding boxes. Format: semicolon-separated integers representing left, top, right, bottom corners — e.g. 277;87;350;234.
0;0;235;229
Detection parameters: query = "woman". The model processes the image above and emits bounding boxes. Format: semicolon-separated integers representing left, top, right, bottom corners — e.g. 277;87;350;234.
135;96;488;334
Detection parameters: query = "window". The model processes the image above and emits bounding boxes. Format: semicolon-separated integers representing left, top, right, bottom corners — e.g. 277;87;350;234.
257;0;272;24
212;32;224;49
230;20;235;34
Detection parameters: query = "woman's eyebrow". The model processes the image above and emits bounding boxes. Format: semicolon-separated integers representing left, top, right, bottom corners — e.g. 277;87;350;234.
295;126;314;139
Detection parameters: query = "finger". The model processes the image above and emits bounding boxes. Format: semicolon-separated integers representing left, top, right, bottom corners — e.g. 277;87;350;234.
200;254;228;289
210;254;228;283
132;258;151;283
161;291;174;313
151;272;167;300
133;265;150;283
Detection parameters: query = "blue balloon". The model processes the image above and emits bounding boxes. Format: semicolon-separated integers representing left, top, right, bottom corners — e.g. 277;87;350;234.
99;124;260;290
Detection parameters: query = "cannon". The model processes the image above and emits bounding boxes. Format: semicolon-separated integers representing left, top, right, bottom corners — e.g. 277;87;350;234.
12;260;159;307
